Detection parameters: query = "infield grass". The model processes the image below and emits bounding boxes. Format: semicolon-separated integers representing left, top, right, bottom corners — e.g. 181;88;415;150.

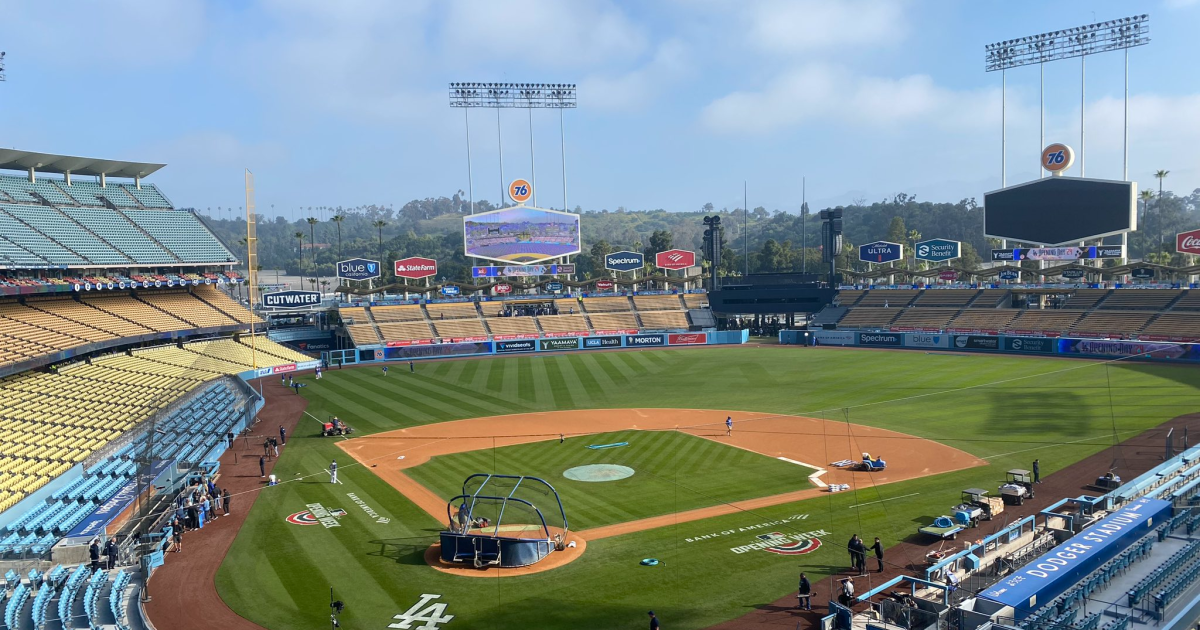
216;347;1200;630
405;429;816;530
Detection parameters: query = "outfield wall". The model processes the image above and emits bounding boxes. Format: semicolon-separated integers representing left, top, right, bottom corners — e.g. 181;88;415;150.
784;330;1200;363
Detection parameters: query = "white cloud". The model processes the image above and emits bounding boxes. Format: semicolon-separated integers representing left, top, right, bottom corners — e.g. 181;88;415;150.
700;64;999;135
1165;0;1198;8
439;0;648;68
744;0;907;54
580;40;693;111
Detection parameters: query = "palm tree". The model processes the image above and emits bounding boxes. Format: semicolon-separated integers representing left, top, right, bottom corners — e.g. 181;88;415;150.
1139;190;1154;258
294;231;305;282
331;214;345;260
373;220;388;266
1154;170;1169;247
306;217;318;287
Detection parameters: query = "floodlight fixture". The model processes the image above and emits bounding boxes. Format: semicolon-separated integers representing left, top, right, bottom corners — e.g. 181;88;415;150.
449;82;577;108
985;15;1149;71
0;52;6;82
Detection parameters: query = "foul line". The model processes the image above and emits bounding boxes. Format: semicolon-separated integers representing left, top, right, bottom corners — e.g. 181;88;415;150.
982;428;1143;460
847;492;920;509
777;457;829;488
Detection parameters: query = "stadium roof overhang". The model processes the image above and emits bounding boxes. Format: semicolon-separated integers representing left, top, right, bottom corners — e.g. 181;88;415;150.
0;149;165;179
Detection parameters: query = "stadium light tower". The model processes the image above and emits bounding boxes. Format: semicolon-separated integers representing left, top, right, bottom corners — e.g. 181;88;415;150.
449;83;577;212
0;52;7;82
986;15;1149;185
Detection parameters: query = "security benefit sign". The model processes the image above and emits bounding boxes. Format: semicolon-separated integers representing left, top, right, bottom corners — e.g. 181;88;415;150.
262;290;321;309
336;258;381;281
915;239;961;262
859;241;903;264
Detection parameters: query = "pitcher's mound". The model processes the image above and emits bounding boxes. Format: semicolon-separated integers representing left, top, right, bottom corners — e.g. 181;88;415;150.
564;464;635;482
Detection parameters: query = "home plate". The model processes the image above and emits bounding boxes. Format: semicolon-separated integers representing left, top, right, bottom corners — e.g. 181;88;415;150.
397;456;405;460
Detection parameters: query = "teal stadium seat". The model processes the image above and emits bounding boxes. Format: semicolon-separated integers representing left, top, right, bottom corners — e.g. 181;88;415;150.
61;207;178;264
121;209;236;263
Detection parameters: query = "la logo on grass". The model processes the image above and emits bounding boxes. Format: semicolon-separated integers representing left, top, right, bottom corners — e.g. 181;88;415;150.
390;594;454;629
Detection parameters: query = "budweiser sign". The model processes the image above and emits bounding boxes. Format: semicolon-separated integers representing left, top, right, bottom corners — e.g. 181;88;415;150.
1177;229;1200;255
394;257;438;279
655;249;696;270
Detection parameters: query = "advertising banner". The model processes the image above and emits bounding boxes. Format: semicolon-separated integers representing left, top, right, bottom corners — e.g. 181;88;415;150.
496;339;538;353
938;270;958;281
655;249;697;270
68;459;174;538
539;337;580;351
583;336;623;348
383;341;492;360
625;333;666;347
494;283;513;294
668;333;708;345
472;264;575;278
857;332;902;346
1003;337;1055;353
904;333;950;348
1176;228;1200;255
1131;268;1154;280
385;339;434;347
545;281;563;292
1061;269;1086;279
464;206;582;264
336;258;381;281
953;335;1000;350
605;251;645;272
595;280;615;290
915;239;961;262
813;330;856;346
991;246;1122;261
395;257;438;279
1060;339;1194;360
998;269;1020;280
440;286;461;296
859;241;903;264
262;290;322;309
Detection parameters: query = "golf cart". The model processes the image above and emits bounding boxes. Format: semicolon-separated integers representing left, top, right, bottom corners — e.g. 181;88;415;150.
322;416;354;437
952;488;1004;526
1090;471;1123;492
854;452;887;471
999;469;1035;505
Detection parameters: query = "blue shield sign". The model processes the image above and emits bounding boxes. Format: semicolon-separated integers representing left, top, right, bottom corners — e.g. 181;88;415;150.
336;258;381;281
858;241;903;264
915;239;961;262
605;251;644;272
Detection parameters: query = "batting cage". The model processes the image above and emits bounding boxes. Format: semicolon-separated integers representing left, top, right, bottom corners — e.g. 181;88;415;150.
440;473;569;568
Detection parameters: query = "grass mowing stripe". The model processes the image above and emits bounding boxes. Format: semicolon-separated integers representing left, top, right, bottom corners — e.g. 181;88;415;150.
590;352;632;385
542;356;575;409
334;377;463;425
398;373;524;416
484;358;506;393
577;353;620;394
529;356;557;408
515;356;538;404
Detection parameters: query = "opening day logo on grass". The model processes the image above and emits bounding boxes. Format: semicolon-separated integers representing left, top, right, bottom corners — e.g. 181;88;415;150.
751;532;825;556
285;503;346;527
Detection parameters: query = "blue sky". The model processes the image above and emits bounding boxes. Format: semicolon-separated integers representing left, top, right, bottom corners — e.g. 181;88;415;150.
0;0;1196;219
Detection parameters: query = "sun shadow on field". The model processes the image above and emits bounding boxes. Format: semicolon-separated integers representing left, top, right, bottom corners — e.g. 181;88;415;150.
367;538;435;565
984;390;1092;436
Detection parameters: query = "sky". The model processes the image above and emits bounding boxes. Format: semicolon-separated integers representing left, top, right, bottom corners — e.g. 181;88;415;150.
0;0;1197;219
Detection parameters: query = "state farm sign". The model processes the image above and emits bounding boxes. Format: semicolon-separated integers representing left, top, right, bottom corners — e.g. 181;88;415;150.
395;257;437;279
656;249;696;270
1177;229;1200;255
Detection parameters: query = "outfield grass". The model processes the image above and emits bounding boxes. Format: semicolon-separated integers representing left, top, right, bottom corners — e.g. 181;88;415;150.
405;430;816;530
216;347;1200;630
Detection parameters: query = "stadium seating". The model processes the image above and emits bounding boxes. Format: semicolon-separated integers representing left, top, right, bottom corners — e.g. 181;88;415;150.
856;290;918;307
537;314;590;334
119;182;173;208
194;285;262;325
1140;314;1200;339
432;318;489;339
947;309;1020;331
60;207;178;264
838;308;900;328
638;311;690;330
1171;291;1200;311
346;324;381;345
681;294;708;309
83;294;192;332
972;289;1010;307
120;210;235;263
632;295;684;311
553;298;581;314
582;297;632;312
1099;289;1182;310
370;305;425;322
1070;311;1155;337
425;302;480;320
376;321;435;343
913;289;979;307
835;290;866;306
58;179;138;207
483;317;539;336
2;204;130;265
890;308;958;330
0;209;86;265
138;291;239;328
587;312;640;331
339;307;372;326
1062;289;1110;309
1008;310;1085;334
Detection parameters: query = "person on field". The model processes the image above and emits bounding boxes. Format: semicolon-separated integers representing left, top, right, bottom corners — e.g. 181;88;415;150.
872;537;885;573
409;360;415;373
1033;459;1041;484
259;455;266;478
104;538;118;569
271;436;280;457
330;459;338;483
382;365;388;377
797;573;812;610
726;416;733;436
89;539;101;571
839;577;855;606
280;424;287;445
648;611;660;630
223;488;232;516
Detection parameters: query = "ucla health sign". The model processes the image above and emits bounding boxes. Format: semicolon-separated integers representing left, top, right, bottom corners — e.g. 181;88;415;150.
859;241;903;264
336;258;381;281
915;239;960;262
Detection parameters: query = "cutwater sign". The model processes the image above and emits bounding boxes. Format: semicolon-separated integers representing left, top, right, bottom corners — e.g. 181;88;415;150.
336;258;381;281
263;290;322;309
605;251;644;272
915;239;960;262
859;241;903;264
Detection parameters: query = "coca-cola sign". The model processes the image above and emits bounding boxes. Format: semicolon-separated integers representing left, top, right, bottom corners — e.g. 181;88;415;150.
1177;229;1200;255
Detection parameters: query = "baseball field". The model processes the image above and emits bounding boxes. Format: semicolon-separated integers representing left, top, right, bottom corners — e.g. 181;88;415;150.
212;346;1200;630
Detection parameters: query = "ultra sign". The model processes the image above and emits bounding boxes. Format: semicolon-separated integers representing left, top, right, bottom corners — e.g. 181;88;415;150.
336;258;381;281
915;239;960;262
858;241;903;264
605;251;644;272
